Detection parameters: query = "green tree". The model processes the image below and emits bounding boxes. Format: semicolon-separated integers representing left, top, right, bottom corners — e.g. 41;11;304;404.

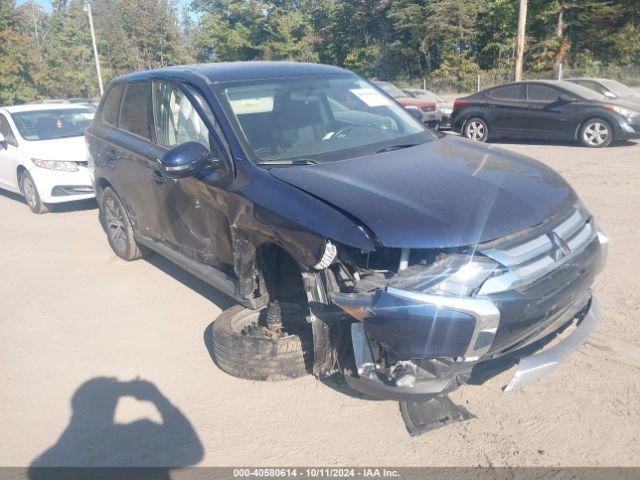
0;0;38;105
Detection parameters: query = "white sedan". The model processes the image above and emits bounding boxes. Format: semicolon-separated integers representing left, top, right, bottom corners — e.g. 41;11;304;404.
0;103;95;213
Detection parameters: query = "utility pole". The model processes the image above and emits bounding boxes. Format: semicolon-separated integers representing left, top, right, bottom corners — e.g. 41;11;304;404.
515;0;528;82
84;2;103;97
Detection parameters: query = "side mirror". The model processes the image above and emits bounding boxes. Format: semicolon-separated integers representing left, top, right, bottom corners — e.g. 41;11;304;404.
405;106;424;122
159;141;212;179
558;94;574;103
0;133;6;150
604;91;617;99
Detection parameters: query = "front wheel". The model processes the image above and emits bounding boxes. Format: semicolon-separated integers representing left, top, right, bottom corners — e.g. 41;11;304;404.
211;303;313;381
580;118;613;148
464;117;489;142
20;171;49;214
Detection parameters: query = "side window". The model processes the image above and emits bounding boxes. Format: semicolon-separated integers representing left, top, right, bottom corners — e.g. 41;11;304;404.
490;85;525;100
119;82;151;139
527;85;561;102
152;81;210;150
101;84;124;126
586;81;608;95
0;114;18;146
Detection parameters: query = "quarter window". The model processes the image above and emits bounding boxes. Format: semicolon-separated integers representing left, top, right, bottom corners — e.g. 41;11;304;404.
0;114;18;146
119;82;151;139
527;85;561;102
152;81;210;150
490;85;525;100
101;84;124;126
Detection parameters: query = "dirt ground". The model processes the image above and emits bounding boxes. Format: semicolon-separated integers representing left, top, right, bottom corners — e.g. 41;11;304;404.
1;138;639;468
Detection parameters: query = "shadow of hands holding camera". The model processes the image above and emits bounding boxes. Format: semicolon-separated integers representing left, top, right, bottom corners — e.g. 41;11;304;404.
29;377;203;476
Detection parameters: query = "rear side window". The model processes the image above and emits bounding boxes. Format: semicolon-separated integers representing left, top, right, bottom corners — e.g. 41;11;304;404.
490;85;525;100
101;84;124;126
528;85;561;102
119;82;151;139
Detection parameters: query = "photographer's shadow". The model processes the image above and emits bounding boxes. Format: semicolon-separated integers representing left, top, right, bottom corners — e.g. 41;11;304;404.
29;377;204;479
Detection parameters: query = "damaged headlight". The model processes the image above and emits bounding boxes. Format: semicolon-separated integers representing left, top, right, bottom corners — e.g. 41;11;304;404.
390;254;499;297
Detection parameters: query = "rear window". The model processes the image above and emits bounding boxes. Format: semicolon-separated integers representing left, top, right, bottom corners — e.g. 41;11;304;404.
101;84;124;126
490;85;525;100
119;82;151;139
10;108;95;141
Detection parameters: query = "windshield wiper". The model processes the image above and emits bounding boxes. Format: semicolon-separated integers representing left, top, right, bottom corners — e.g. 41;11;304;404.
375;143;420;154
257;158;318;166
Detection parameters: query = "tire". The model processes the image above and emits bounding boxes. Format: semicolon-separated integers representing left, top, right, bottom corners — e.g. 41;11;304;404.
579;118;613;148
19;171;49;214
100;187;145;261
211;304;313;381
464;117;489;142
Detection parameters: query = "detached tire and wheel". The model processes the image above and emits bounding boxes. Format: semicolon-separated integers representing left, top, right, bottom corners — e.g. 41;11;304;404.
464;117;489;142
100;187;146;261
211;303;313;381
580;118;613;148
20;171;49;214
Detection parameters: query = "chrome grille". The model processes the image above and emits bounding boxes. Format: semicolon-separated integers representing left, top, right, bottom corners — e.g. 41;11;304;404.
478;207;597;295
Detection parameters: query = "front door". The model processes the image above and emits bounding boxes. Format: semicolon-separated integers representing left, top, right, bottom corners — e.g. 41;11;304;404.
525;84;574;138
0;113;21;192
148;79;234;271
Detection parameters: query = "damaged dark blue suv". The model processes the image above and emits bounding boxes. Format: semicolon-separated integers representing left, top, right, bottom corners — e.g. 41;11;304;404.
86;62;608;401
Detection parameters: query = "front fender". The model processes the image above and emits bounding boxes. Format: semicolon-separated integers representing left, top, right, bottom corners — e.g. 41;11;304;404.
230;168;374;268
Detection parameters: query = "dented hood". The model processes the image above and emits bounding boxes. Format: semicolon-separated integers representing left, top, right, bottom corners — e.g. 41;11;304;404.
270;135;577;249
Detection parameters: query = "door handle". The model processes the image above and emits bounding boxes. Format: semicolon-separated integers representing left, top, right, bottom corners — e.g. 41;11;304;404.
150;170;166;184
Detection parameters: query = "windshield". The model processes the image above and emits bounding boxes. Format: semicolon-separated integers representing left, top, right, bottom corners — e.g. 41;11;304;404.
559;82;606;101
216;75;434;165
600;79;637;97
11;108;95;141
375;82;406;98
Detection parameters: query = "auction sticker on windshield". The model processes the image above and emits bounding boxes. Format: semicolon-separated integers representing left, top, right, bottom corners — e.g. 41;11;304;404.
350;88;392;107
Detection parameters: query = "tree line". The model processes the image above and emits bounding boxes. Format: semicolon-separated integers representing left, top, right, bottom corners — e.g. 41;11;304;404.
1;0;639;105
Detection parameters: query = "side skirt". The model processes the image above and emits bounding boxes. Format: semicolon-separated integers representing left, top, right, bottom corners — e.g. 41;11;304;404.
134;233;257;308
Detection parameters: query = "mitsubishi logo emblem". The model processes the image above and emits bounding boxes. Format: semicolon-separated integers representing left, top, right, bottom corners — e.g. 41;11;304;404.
548;232;571;261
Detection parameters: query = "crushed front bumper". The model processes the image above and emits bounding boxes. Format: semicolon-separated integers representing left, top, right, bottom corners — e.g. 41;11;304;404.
345;295;600;400
504;296;600;391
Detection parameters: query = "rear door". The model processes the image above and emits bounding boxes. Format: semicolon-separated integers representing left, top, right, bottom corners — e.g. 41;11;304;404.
0;113;21;192
487;84;528;135
112;81;161;238
525;84;575;138
148;79;234;270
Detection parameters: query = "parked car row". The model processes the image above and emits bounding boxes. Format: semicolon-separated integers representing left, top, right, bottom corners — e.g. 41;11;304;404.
452;79;640;147
0;62;615;406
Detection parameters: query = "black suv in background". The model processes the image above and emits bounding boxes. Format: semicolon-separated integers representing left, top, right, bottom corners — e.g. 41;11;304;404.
452;80;640;147
86;63;607;401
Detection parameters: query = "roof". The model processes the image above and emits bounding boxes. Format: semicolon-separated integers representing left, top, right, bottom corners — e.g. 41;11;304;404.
113;61;351;85
1;103;93;113
481;79;586;91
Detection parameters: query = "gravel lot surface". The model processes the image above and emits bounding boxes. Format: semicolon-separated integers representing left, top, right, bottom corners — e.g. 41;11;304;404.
1;137;639;468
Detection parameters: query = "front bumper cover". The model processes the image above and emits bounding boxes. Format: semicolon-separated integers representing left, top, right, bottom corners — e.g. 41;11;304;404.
345;295;600;400
504;296;600;391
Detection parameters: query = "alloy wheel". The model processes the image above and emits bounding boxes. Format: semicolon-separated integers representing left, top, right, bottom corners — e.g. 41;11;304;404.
583;122;609;146
22;176;37;209
466;120;486;141
104;196;127;254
